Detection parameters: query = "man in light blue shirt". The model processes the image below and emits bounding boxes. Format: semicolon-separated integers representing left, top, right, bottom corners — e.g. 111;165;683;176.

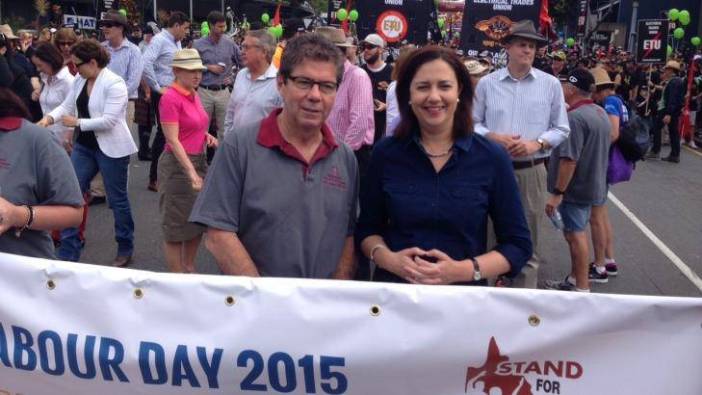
223;29;282;136
141;11;190;191
473;20;570;288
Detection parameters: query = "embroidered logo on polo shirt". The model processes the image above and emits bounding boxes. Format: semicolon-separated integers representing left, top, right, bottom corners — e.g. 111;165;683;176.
322;166;347;191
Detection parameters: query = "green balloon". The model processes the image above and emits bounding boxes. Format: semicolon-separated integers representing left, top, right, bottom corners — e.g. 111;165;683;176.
337;8;348;22
566;37;575;47
261;13;270;23
674;27;685;40
437;18;445;29
275;24;283;38
118;9;127;17
679;11;691;26
692;36;701;47
668;8;680;21
201;21;209;37
267;26;277;37
667;45;673;56
349;9;359;22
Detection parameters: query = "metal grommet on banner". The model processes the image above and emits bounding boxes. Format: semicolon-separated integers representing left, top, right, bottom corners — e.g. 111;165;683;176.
46;279;56;290
133;288;144;299
225;296;236;306
370;305;381;316
528;314;541;327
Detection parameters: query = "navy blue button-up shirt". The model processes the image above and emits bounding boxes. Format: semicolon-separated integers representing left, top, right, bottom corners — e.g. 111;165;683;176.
355;132;532;283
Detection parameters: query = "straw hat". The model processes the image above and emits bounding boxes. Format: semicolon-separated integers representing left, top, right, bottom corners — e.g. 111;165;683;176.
0;24;19;40
664;60;681;71
315;26;352;48
464;60;488;75
590;67;613;87
171;49;206;71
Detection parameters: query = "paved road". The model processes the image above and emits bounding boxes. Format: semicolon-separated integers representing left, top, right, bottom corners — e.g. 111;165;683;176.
80;143;702;298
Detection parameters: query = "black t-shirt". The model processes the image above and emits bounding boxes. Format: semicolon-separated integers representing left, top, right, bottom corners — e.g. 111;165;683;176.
75;82;99;150
363;63;394;142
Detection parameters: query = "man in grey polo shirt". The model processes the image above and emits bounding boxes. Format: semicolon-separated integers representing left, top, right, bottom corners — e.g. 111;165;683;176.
190;33;358;279
544;69;611;292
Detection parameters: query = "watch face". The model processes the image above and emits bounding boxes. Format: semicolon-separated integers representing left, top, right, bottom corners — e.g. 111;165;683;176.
473;271;482;281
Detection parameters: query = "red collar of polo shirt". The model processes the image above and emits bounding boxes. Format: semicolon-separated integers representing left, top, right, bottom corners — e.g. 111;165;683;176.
0;117;23;132
257;108;338;167
567;99;595;112
171;81;196;101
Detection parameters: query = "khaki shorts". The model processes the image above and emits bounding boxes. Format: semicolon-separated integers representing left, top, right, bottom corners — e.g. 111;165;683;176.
158;151;207;242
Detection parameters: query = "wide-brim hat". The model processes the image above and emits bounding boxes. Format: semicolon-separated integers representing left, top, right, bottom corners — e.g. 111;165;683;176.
315;26;352;48
99;10;130;29
0;24;19;39
664;60;681;71
171;49;207;71
502;20;547;45
590;67;613;87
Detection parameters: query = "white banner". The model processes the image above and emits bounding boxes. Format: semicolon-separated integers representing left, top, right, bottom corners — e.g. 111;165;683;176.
63;15;97;30
0;252;701;394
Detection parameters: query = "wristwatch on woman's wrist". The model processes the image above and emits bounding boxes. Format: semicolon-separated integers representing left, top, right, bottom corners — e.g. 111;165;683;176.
471;257;482;282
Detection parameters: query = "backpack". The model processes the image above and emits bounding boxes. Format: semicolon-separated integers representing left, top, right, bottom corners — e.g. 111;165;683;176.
615;97;650;162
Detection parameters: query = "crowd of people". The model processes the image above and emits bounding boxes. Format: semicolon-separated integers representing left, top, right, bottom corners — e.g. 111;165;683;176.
1;8;701;293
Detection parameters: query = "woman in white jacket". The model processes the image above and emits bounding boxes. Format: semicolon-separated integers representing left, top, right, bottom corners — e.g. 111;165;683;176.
38;40;138;266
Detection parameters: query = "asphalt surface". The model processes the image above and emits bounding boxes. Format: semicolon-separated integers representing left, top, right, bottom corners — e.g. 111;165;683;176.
80;137;702;298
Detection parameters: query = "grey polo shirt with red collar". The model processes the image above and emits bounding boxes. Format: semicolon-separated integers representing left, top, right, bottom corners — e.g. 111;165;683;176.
190;108;359;279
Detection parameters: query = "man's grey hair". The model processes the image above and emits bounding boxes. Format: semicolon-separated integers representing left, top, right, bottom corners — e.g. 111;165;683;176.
278;33;345;85
246;29;276;64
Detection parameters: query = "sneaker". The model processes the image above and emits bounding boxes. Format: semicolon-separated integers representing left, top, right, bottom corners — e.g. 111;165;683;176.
605;262;618;276
646;151;660;160
544;277;576;291
589;264;609;283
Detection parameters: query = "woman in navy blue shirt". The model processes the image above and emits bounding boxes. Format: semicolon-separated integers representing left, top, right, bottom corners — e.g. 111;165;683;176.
356;47;532;285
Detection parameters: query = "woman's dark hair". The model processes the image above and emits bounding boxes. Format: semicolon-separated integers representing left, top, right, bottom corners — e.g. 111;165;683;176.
394;46;474;140
0;88;31;119
71;40;110;68
32;43;64;73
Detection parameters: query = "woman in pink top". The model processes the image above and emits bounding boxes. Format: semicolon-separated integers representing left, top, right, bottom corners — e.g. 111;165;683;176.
158;49;218;273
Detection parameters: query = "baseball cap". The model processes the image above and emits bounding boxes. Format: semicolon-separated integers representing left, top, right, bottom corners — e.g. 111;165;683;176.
560;69;595;93
362;33;385;48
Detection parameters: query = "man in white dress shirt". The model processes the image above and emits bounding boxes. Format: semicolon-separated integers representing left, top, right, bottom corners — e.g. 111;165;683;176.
472;20;570;288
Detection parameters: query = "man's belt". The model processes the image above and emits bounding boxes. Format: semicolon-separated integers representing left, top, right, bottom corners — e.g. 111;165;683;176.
513;158;546;170
200;84;230;91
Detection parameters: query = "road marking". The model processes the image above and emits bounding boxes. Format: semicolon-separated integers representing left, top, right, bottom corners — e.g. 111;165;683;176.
608;192;702;293
683;145;702;157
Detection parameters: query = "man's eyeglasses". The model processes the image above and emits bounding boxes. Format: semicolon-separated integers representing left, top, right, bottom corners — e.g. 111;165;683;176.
287;75;338;95
101;22;118;28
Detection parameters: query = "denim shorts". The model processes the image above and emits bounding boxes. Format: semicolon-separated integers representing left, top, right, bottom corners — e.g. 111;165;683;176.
559;202;592;233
